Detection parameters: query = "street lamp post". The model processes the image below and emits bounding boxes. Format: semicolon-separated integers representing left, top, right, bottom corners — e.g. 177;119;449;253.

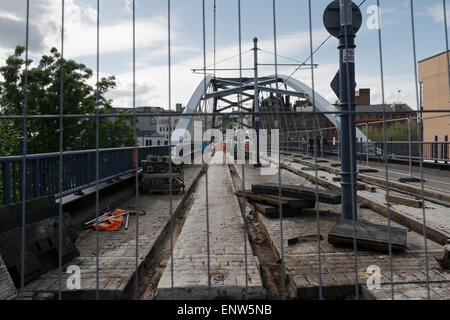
338;0;358;220
253;37;261;167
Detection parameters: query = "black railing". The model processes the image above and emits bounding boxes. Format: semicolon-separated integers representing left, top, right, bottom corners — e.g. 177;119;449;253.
0;146;169;206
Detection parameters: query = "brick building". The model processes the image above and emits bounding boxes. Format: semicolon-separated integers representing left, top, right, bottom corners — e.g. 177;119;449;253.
419;51;450;142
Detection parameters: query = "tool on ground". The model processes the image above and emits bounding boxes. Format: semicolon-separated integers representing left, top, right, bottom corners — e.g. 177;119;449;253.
125;213;130;230
125;209;147;216
89;209;129;231
83;210;114;226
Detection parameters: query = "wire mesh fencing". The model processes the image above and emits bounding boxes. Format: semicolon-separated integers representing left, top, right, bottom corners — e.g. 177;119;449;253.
0;0;449;301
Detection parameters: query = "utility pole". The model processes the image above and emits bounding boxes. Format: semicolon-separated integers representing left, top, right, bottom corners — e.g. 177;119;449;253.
338;0;357;220
326;0;407;252
253;37;261;167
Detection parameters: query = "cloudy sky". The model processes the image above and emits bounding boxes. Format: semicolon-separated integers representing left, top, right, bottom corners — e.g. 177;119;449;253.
0;0;449;111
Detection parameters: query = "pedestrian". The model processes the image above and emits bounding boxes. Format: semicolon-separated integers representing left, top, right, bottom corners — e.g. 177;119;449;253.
316;135;321;157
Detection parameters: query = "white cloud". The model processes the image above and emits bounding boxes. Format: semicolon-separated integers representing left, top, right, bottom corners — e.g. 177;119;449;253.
0;1;421;114
63;18;169;58
106;29;335;109
0;0;170;60
124;0;132;14
426;2;450;23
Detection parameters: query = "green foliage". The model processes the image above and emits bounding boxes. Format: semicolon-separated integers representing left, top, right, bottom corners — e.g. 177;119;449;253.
367;120;418;142
0;120;20;156
0;45;134;155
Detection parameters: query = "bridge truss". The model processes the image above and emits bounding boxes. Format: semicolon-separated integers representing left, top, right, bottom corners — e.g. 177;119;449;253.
172;74;369;150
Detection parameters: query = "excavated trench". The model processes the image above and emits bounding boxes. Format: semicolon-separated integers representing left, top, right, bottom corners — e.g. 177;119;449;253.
227;164;297;299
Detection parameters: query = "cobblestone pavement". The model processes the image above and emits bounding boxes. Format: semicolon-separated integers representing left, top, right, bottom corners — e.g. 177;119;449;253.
280;155;450;243
24;165;204;299
234;159;449;300
157;159;265;300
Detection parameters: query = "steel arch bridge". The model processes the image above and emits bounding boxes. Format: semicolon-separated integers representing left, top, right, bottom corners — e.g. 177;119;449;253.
171;74;369;147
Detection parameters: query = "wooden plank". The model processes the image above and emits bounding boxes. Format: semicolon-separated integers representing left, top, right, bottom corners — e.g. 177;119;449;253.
330;163;341;168
252;202;279;217
359;173;450;203
328;219;407;253
358;168;378;173
293;156;450;203
357;183;366;191
275;158;449;245
235;191;315;209
251;201;309;218
386;195;423;208
251;183;341;205
235;191;288;206
359;194;448;245
301;167;318;171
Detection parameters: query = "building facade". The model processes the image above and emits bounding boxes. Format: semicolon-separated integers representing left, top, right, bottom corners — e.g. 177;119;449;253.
419;51;450;142
112;106;183;146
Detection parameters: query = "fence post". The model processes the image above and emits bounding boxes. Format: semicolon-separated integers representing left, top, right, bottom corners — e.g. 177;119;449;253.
33;158;39;198
2;161;11;205
365;123;369;168
445;135;448;164
389;137;392;158
85;150;90;188
434;135;438;163
19;137;26;200
359;137;363;162
75;137;84;195
337;129;340;162
107;137;114;183
408;116;413;177
321;130;325;158
115;138;121;180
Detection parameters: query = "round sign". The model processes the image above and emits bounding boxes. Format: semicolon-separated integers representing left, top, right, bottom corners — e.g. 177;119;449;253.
323;0;362;38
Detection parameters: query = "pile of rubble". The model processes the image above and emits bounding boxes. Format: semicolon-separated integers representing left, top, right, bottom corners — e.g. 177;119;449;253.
140;155;185;194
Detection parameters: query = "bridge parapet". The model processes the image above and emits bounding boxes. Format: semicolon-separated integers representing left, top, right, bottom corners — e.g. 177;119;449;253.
0;146;169;206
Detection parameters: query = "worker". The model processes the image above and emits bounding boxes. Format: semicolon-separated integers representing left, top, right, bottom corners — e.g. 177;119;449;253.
308;135;314;156
316;135;321;157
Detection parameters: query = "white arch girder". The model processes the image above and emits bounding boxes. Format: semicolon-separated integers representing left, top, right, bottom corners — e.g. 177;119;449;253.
171;75;369;145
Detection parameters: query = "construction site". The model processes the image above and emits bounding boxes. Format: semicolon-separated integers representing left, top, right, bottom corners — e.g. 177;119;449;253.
0;0;450;303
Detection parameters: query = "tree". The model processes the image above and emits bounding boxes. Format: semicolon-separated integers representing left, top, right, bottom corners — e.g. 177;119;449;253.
368;121;418;142
0;46;135;155
0;120;20;156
